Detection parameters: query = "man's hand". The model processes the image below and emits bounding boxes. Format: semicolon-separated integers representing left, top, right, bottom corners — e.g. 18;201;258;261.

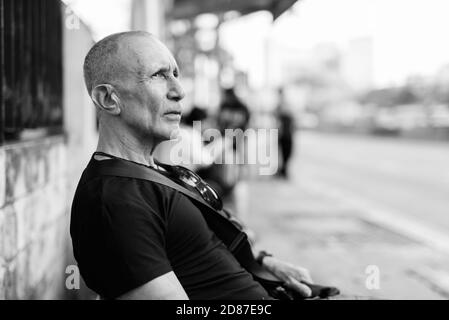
262;256;314;298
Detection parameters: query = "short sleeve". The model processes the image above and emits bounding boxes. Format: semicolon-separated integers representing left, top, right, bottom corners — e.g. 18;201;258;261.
100;197;173;296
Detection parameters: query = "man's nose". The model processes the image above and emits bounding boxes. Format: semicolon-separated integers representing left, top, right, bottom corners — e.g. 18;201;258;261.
167;77;185;101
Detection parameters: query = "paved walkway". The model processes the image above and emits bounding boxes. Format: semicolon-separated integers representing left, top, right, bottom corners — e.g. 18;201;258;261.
234;176;449;300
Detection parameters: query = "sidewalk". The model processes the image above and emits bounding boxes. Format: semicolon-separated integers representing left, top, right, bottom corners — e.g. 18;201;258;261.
235;177;449;300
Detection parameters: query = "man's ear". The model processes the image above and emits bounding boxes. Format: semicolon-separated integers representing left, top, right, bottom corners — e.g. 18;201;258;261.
91;84;121;115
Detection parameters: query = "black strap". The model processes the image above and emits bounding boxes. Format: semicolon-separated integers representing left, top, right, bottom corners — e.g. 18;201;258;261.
89;156;229;219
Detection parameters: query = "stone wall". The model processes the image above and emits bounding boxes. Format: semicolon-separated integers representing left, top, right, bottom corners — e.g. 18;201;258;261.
0;3;97;300
0;137;69;299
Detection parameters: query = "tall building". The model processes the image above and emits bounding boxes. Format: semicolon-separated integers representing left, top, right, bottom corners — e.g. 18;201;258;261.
342;36;374;92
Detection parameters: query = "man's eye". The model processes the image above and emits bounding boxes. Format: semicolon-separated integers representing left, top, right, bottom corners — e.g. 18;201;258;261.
151;72;166;79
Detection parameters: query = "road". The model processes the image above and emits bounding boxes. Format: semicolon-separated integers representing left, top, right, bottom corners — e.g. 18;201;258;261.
293;131;449;234
243;130;449;299
239;130;449;298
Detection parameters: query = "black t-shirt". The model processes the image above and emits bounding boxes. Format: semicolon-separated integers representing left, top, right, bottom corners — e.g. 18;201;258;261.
70;156;271;300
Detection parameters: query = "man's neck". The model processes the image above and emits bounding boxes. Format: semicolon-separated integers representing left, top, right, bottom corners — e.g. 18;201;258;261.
96;127;158;168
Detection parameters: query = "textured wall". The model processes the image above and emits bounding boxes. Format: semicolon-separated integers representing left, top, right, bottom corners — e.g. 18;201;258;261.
0;137;69;299
0;2;97;299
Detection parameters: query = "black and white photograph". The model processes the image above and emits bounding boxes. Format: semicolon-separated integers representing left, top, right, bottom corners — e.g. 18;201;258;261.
0;0;449;307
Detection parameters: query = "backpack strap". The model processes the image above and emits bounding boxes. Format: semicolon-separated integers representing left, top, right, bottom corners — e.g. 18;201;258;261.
89;158;226;216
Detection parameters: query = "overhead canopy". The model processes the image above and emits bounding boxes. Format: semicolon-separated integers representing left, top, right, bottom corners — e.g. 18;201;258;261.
171;0;299;21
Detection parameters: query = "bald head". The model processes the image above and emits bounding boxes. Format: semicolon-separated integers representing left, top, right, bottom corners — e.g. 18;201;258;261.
83;31;160;96
83;30;185;146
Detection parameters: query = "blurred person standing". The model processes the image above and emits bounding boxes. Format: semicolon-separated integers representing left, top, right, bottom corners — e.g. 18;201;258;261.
275;87;295;179
217;87;251;135
198;87;251;203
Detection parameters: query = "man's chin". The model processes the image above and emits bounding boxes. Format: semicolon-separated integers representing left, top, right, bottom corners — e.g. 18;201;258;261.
168;127;181;140
155;125;180;142
149;123;181;143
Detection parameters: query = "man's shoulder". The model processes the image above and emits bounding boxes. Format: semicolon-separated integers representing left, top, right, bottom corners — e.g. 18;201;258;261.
71;173;188;232
71;159;192;223
76;172;181;204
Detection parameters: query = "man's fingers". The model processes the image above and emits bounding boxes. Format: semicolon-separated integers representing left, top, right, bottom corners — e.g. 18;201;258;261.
284;276;312;298
300;270;314;284
291;268;313;284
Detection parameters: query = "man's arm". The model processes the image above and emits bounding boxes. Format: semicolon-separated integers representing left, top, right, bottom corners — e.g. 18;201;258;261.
117;271;189;300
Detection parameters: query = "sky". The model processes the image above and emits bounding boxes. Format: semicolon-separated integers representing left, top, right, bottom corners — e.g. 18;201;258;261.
62;0;132;40
63;0;449;88
220;0;449;87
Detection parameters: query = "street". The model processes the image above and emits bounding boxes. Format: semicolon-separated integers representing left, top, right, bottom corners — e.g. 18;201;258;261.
243;131;449;299
295;131;449;237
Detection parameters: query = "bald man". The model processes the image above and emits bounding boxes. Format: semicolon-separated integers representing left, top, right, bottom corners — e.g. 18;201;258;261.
70;31;313;300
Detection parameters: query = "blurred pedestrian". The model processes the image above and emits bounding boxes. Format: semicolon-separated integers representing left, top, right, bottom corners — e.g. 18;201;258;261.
275;87;295;179
199;87;251;201
217;87;250;134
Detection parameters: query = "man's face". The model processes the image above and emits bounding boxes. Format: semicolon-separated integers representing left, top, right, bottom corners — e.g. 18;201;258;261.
114;36;185;142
